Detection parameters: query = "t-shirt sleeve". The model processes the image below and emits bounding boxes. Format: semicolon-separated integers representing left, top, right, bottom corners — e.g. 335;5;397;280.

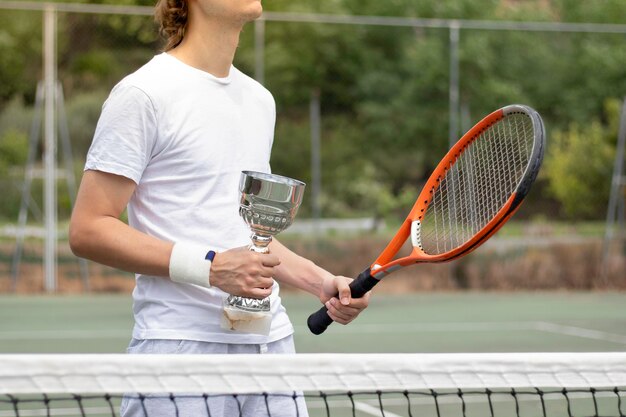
85;82;157;184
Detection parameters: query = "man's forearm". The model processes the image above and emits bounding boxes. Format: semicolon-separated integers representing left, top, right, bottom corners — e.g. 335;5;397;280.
70;215;173;277
270;239;370;326
70;170;172;278
269;239;332;298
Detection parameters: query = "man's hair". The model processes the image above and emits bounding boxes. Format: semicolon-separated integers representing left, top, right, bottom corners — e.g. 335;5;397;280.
154;0;188;51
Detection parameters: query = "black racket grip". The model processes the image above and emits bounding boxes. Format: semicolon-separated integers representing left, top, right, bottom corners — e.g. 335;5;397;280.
307;268;380;335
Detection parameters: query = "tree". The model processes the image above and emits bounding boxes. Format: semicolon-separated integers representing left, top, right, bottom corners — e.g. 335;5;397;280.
1;0;625;222
0;10;42;106
543;99;620;219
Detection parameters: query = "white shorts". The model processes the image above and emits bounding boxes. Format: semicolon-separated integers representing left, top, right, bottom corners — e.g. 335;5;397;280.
120;335;308;417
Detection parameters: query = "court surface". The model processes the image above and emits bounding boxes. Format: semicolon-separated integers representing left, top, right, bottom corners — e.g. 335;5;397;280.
0;292;624;353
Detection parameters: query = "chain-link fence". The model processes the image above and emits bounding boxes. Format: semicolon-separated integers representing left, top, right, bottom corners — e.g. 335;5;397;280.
0;1;625;292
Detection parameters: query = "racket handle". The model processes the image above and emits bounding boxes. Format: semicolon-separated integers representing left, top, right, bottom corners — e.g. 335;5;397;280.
307;268;380;335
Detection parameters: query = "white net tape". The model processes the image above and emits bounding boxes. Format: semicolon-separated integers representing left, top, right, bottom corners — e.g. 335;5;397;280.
1;352;625;395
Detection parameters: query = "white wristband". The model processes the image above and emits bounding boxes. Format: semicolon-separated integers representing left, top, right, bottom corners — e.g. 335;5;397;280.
169;242;215;288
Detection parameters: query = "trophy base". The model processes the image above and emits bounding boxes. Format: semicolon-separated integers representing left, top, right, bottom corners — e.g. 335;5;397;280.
221;304;272;335
221;295;271;335
226;294;270;312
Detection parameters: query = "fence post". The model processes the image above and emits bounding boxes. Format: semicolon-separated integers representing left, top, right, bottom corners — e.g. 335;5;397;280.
43;3;58;292
601;97;626;283
448;21;461;148
310;88;322;227
254;17;265;85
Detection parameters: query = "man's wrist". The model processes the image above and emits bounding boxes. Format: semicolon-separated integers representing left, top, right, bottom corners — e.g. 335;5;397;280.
169;242;215;288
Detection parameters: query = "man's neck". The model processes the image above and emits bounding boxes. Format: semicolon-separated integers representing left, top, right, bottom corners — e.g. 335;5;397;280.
168;19;242;78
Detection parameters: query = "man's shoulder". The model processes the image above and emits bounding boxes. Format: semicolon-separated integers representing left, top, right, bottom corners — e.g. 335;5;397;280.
117;54;172;96
231;66;275;104
113;54;189;102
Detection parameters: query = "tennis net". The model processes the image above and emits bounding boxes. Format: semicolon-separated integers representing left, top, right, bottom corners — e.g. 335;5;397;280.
1;352;625;417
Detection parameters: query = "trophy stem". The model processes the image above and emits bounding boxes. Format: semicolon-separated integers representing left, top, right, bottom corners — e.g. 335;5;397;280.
225;234;272;313
250;234;272;253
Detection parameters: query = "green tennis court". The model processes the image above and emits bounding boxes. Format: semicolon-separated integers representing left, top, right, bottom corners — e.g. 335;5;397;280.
1;292;624;354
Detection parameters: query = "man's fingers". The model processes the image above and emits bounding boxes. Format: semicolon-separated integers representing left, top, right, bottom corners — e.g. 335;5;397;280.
249;287;273;299
257;265;274;278
260;253;280;267
326;300;357;324
347;291;370;308
252;275;274;289
331;300;360;316
209;246;278;297
322;276;371;325
335;277;351;305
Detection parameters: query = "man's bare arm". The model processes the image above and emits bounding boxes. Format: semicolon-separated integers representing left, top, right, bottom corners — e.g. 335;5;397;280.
69;170;277;298
69;170;173;276
270;239;369;325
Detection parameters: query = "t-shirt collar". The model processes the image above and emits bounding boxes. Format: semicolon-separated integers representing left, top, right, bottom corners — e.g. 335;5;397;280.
161;52;233;85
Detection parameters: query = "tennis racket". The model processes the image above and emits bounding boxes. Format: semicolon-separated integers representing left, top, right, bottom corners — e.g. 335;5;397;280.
308;104;545;335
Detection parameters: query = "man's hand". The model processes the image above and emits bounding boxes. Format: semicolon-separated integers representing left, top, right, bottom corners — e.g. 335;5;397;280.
210;247;280;299
320;276;370;325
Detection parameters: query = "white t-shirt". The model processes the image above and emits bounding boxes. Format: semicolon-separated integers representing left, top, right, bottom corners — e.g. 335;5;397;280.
85;53;293;344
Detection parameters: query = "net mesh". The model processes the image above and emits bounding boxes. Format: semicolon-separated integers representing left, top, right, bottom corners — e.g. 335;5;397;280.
2;389;625;417
421;112;535;255
1;353;625;417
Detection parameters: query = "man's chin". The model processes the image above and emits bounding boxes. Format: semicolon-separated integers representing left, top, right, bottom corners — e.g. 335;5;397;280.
248;5;263;20
241;9;262;24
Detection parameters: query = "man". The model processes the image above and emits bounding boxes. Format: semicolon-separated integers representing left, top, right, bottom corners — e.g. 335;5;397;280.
69;0;370;416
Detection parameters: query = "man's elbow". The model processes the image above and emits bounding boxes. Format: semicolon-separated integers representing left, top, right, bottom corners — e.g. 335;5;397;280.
68;219;91;259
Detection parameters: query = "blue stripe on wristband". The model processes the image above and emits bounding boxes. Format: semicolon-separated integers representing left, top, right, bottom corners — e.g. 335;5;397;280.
205;250;216;262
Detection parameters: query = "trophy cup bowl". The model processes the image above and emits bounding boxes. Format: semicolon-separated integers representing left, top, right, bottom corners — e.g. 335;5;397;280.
223;171;305;334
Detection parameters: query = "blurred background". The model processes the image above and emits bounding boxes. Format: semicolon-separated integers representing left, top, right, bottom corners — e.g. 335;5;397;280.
0;0;624;354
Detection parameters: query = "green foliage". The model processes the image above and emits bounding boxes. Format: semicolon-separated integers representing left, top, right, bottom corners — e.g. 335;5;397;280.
354;30;450;189
0;91;107;159
69;50;123;89
0;97;35;137
263;0;626;221
0;10;41;105
0;0;625;222
318;116;421;219
0;129;29;221
0;129;28;176
64;90;110;156
543;99;620;219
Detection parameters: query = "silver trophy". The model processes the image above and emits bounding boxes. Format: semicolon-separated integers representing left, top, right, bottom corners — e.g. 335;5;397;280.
222;170;305;334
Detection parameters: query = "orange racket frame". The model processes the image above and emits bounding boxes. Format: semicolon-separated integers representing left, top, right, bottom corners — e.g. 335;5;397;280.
308;104;545;335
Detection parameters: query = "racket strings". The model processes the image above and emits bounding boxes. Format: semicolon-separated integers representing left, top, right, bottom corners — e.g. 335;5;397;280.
421;113;535;255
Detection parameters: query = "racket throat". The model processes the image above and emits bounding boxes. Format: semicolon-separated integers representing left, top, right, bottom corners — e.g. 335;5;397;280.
410;220;423;251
